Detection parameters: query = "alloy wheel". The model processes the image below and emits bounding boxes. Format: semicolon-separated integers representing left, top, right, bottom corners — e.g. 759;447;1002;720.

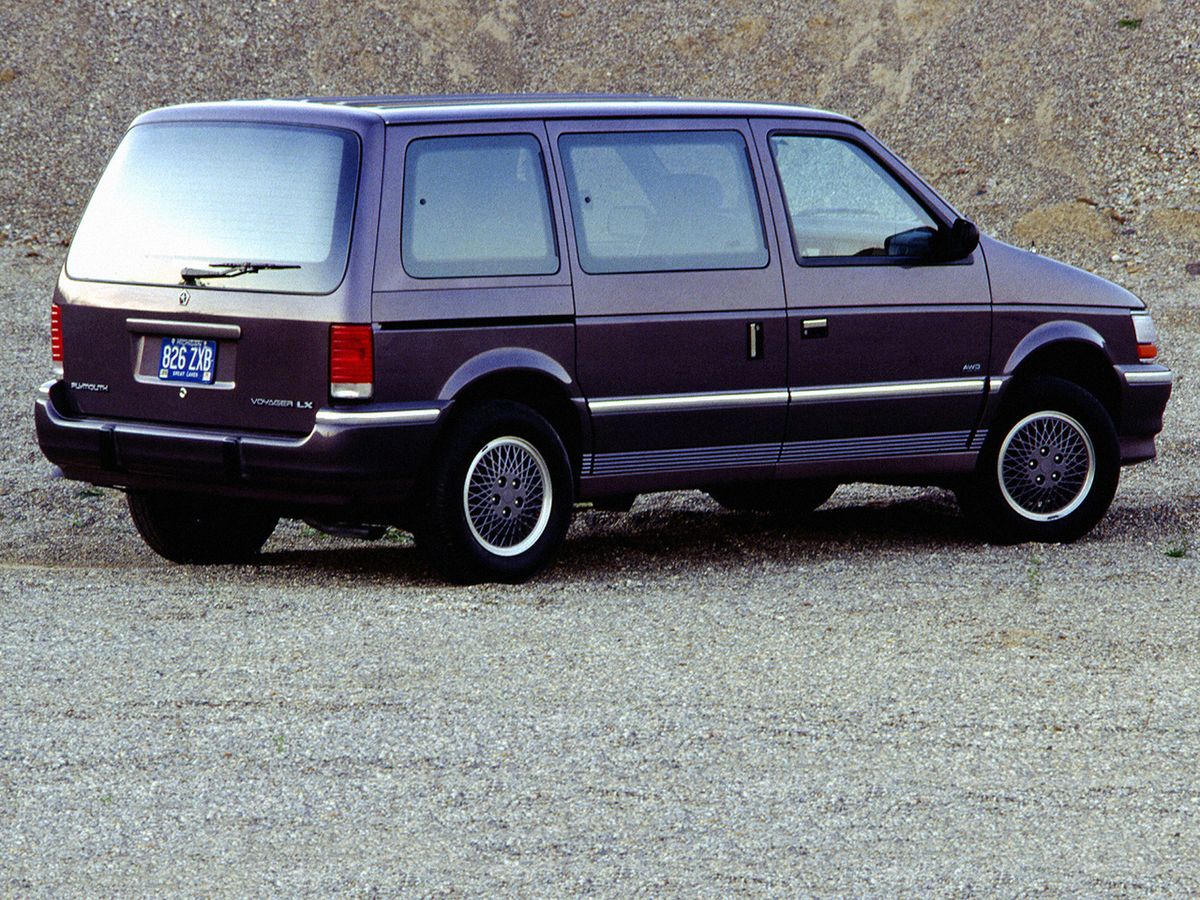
997;411;1096;521
462;436;553;556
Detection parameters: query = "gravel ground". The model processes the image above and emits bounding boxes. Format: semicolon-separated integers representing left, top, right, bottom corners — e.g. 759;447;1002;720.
4;0;1200;892
2;243;1200;893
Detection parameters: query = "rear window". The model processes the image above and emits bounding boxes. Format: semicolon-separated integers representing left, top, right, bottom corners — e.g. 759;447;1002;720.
67;122;360;294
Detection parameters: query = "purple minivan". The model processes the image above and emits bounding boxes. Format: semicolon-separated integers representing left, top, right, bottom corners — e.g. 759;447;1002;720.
35;95;1173;582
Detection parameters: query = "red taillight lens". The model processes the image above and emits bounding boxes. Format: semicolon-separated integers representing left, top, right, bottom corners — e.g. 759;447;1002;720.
329;324;373;399
50;304;63;367
1137;342;1158;361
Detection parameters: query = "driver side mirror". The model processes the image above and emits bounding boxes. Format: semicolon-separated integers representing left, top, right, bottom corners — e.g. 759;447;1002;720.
934;217;980;261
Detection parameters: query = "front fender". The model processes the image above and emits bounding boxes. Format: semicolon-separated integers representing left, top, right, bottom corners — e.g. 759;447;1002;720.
1001;320;1108;375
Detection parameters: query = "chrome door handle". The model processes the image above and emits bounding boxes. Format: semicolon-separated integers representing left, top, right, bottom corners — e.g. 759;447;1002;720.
748;321;764;359
802;318;828;339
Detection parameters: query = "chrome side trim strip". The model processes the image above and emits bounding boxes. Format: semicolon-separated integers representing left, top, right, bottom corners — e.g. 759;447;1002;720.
588;389;789;415
1122;368;1174;386
988;376;1010;394
315;407;442;425
589;379;987;414
789;378;986;403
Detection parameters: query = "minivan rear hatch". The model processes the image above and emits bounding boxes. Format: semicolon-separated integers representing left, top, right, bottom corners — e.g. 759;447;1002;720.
59;119;361;435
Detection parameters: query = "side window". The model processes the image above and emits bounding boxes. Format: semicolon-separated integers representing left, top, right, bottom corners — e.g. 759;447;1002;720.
402;134;558;279
558;130;768;274
769;135;938;260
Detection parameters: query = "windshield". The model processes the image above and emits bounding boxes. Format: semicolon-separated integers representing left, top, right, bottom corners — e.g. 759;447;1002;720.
67;122;360;294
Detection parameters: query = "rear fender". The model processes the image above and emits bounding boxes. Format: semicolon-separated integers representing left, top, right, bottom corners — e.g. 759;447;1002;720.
438;348;575;402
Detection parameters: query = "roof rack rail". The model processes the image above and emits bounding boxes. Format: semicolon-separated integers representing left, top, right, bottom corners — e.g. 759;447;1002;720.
289;92;675;108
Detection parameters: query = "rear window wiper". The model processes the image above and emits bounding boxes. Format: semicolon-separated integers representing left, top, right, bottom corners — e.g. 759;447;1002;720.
181;261;301;285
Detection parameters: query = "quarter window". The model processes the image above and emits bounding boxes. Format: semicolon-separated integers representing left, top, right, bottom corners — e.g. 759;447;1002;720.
402;134;558;279
559;130;768;274
769;135;938;260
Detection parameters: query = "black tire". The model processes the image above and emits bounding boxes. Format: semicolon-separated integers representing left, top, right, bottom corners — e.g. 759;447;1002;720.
127;492;278;564
959;376;1119;543
707;479;838;515
414;401;574;584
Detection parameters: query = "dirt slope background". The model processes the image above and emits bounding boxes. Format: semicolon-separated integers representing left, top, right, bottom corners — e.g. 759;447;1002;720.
1;0;1197;291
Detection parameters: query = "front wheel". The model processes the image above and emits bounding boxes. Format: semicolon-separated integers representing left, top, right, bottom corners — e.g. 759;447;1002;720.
959;377;1119;543
415;402;574;583
127;492;278;564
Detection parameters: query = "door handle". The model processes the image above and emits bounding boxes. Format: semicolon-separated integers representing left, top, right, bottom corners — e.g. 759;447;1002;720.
748;321;764;360
802;318;828;339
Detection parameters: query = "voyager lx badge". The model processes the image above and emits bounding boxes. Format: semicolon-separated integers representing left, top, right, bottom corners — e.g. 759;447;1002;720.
250;397;314;410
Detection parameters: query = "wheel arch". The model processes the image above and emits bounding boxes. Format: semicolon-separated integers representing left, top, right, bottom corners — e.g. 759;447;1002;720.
438;350;588;478
996;322;1121;422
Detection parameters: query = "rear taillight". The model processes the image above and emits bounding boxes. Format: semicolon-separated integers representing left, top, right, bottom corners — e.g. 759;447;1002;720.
1132;312;1159;363
330;324;373;400
50;304;63;375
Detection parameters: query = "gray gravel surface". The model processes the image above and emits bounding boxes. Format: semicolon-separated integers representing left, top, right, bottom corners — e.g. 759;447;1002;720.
3;247;1200;893
4;0;1200;892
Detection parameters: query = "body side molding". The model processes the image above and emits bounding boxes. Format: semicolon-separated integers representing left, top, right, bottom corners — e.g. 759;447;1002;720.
586;377;986;414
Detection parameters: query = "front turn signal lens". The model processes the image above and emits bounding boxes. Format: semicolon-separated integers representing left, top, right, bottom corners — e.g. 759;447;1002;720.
1132;312;1159;363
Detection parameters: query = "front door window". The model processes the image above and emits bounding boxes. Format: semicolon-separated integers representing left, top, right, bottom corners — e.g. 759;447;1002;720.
769;135;938;261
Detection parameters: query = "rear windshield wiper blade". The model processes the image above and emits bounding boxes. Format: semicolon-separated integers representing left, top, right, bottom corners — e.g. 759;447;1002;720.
181;261;301;285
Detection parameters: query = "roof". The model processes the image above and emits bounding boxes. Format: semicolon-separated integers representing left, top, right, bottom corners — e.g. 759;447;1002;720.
303;93;856;125
135;93;857;129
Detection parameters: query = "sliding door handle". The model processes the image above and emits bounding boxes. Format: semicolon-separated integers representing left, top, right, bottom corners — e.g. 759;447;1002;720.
748;321;764;360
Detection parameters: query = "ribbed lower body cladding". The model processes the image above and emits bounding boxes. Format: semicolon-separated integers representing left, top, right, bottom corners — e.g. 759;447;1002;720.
779;429;987;464
577;429;988;498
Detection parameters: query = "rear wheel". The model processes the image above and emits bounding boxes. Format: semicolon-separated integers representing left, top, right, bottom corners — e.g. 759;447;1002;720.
415;402;573;583
707;479;838;515
959;376;1119;543
127;492;278;564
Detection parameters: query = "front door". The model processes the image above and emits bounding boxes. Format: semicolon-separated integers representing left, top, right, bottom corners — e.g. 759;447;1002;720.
751;119;993;480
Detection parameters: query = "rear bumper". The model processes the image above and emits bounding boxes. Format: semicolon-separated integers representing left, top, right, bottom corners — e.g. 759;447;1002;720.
34;380;445;513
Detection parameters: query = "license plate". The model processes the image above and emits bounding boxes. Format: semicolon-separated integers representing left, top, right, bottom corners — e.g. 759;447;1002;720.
158;337;217;384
